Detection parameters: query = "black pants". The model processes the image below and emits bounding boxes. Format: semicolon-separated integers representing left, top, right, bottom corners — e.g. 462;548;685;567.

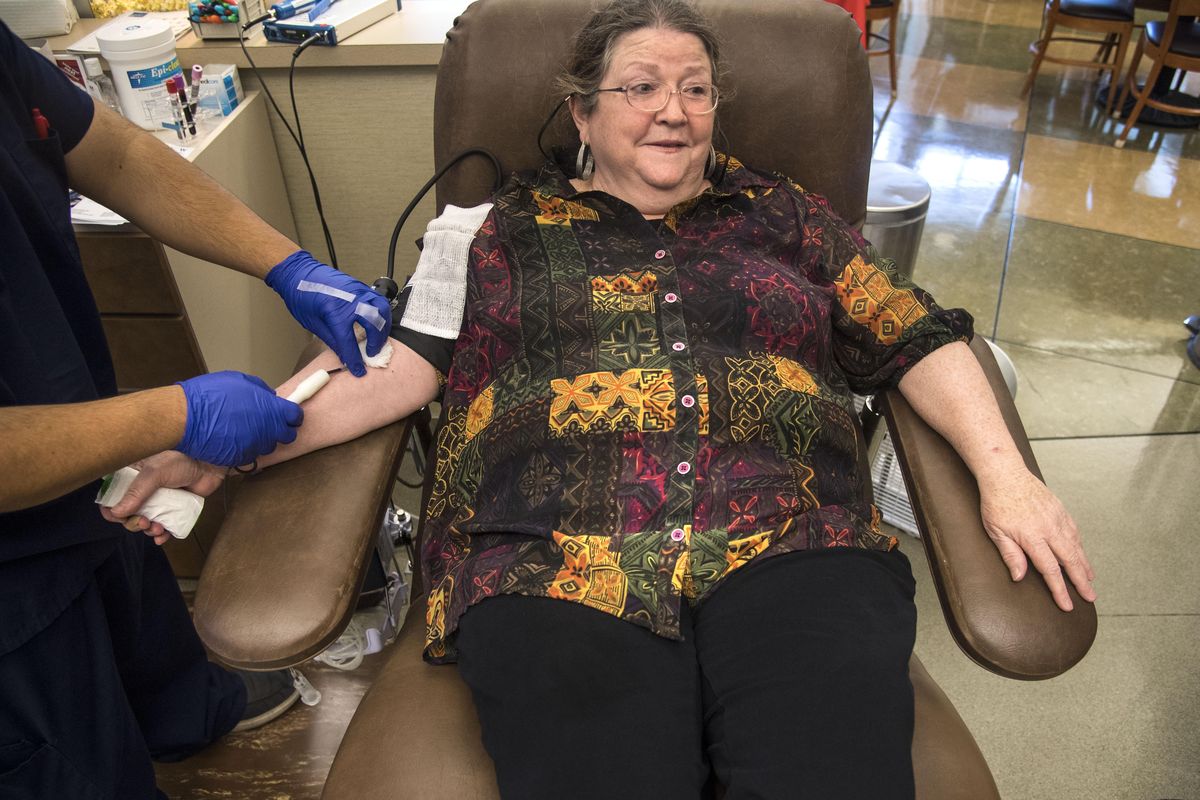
456;547;918;800
0;536;245;799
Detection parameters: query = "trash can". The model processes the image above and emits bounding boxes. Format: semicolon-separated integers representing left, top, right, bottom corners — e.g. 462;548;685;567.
861;161;931;281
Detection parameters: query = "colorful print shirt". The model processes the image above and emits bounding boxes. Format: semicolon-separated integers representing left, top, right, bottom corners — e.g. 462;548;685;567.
410;154;972;663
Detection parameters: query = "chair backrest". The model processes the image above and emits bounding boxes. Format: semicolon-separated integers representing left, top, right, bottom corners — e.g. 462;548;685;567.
1158;0;1200;49
1171;0;1200;18
433;0;874;227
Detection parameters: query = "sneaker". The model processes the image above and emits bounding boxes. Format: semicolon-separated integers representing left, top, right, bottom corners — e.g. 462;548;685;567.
231;668;301;732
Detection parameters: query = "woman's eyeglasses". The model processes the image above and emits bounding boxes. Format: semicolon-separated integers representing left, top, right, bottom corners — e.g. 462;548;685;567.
589;81;719;114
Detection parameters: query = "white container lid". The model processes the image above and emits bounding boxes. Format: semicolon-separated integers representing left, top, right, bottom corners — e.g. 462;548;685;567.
865;161;930;214
95;19;175;53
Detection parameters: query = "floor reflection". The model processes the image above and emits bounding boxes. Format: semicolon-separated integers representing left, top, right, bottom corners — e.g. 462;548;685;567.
869;0;1199;431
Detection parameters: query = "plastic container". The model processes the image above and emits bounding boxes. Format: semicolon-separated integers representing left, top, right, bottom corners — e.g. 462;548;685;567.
96;18;183;131
83;57;123;116
188;0;267;40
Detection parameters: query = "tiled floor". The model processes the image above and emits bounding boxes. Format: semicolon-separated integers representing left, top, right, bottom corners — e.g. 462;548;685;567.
157;1;1199;797
871;0;1200;797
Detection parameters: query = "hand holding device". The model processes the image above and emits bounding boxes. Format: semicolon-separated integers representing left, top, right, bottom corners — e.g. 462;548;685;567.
176;371;304;467
265;250;392;377
97;466;205;540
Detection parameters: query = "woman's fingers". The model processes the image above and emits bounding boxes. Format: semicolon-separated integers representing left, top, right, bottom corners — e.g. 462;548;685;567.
102;504;174;543
989;533;1030;582
1023;538;1073;612
1046;523;1097;604
996;521;1096;612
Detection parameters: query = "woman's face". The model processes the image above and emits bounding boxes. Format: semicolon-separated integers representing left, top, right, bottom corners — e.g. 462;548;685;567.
572;27;715;199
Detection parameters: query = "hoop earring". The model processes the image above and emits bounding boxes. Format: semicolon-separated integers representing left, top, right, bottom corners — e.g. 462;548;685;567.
705;144;717;178
576;142;595;180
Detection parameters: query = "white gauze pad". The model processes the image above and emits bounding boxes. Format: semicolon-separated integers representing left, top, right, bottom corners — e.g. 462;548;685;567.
360;337;393;369
96;467;205;540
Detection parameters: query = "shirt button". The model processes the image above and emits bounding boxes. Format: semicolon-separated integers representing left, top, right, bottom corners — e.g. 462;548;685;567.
680;394;695;408
654;249;667;259
664;292;678;303
676;461;691;475
672;342;686;352
670;527;686;542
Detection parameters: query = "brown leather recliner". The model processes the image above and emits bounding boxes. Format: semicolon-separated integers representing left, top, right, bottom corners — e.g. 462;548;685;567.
191;1;1097;797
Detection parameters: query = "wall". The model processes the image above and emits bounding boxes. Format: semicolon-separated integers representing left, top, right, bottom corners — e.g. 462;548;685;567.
242;64;440;288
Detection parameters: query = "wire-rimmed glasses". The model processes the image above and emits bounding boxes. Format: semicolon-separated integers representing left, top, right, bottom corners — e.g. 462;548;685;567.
589;80;719;114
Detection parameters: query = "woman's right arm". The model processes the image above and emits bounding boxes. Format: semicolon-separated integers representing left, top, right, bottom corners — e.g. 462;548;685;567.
105;200;492;538
104;337;440;540
256;337;440;469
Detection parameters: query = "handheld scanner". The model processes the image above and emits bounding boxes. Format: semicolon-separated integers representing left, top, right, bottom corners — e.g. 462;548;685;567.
270;0;317;20
306;0;335;20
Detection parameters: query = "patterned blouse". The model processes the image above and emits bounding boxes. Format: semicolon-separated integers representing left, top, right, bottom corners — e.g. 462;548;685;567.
399;154;972;663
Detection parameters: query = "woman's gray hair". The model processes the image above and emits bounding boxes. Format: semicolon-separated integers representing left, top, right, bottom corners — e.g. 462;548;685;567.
557;0;727;116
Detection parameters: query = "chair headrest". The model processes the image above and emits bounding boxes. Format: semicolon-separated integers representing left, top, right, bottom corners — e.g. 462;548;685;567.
434;0;873;226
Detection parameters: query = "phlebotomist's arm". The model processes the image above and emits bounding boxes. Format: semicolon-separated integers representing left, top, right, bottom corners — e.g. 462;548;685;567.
0;371;302;514
64;102;297;281
65;101;391;376
0;388;185;513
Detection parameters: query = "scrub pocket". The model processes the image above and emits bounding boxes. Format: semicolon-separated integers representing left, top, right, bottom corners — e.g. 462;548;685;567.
23;130;77;236
0;739;103;800
23;131;69;189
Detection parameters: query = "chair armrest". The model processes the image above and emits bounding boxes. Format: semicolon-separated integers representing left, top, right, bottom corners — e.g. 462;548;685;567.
880;336;1097;680
193;417;414;670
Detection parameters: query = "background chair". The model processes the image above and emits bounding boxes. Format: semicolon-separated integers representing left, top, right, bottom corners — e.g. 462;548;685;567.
190;1;1097;797
1021;0;1135;116
866;0;901;97
1113;0;1200;146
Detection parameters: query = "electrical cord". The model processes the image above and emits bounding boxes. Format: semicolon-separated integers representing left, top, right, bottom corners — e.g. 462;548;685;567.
397;430;426;488
238;17;301;150
382;148;501;491
375;150;503;507
238;17;339;267
385;148;504;281
289;35;338;266
537;96;571;164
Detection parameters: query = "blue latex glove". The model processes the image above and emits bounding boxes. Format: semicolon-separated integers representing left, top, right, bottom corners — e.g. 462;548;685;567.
176;371;303;467
265;250;392;377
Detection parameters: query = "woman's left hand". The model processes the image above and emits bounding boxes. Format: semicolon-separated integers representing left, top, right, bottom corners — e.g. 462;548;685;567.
978;467;1096;612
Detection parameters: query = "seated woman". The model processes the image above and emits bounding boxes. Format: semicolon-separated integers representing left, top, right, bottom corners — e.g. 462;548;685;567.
108;1;1095;796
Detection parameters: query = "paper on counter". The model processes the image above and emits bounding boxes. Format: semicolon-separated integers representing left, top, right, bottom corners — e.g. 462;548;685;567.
71;196;128;226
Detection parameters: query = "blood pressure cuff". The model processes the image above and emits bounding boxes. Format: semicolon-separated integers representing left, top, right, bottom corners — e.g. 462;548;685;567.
387;203;493;381
389;283;454;378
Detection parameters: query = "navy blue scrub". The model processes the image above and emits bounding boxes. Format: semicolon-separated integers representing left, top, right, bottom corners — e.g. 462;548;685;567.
0;20;244;798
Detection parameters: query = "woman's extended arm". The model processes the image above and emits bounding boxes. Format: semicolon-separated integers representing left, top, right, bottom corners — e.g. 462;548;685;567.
255;338;440;469
103;338;440;542
897;341;1096;612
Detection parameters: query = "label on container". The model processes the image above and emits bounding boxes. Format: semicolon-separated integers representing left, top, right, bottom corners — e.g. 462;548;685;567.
53;55;89;91
125;56;182;89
